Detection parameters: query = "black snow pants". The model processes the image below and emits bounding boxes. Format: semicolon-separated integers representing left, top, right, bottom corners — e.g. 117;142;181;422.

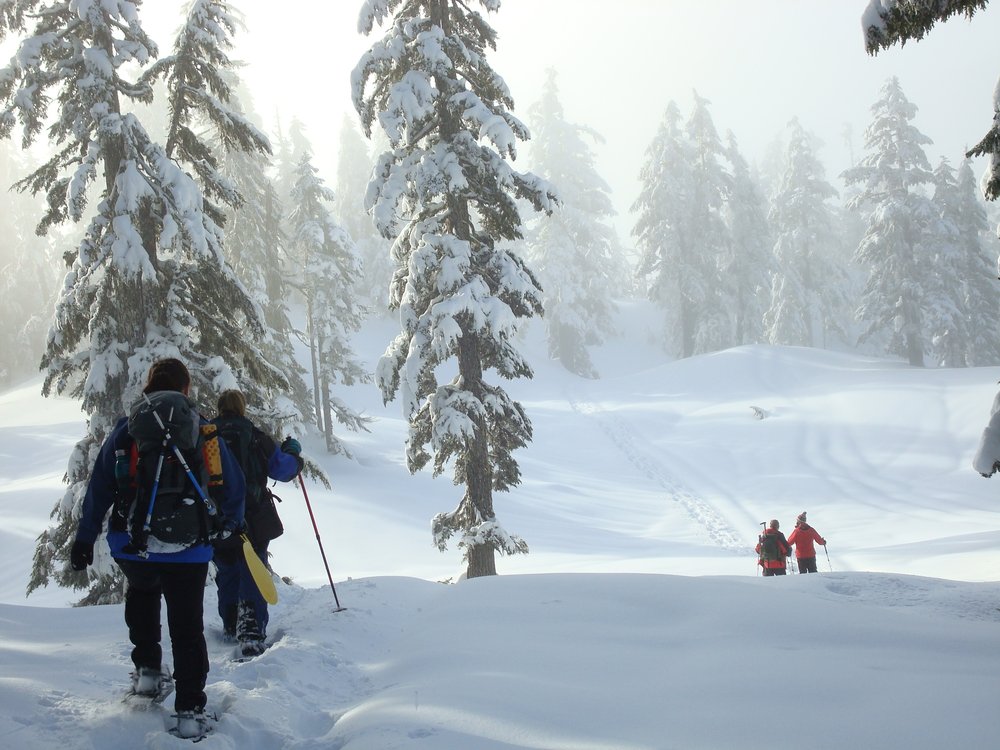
116;559;210;712
796;557;819;574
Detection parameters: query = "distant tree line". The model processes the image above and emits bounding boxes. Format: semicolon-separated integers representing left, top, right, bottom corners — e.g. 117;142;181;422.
628;80;999;367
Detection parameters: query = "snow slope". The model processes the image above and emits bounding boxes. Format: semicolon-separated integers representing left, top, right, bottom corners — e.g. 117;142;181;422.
1;573;998;749
1;309;999;748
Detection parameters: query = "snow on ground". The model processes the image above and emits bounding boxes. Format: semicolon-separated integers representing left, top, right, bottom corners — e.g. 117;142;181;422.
1;307;999;748
1;573;998;749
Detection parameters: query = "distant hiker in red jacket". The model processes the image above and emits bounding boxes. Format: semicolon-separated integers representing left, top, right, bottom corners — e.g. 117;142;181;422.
756;519;791;576
787;512;826;574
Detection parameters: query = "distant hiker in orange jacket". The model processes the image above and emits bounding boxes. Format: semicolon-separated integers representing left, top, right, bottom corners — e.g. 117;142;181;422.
787;511;826;574
756;519;791;576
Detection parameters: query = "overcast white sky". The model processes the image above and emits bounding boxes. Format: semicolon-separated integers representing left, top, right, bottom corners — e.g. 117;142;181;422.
49;1;1000;244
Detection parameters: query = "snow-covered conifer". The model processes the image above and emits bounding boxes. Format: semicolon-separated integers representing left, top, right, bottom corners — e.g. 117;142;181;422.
844;78;936;366
765;118;847;348
954;158;1000;364
354;0;555;578
723;133;773;345
140;0;296;418
334;116;393;312
632;102;694;356
272;116;312;218
943;158;1000;365
142;0;271;224
525;69;618;378
684;92;733;354
288;153;370;455
633;93;733;357
220;140;312;433
926;158;973;366
0;143;61;387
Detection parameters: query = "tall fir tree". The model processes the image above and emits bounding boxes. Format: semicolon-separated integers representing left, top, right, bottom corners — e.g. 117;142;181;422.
927;158;973;366
334;115;394;312
288;153;369;455
354;0;555;578
723;132;773;345
684;91;733;355
0;141;63;387
844;77;937;367
632;101;694;357
146;1;314;444
143;1;270;224
220;138;312;432
272;116;311;221
863;1;1000;198
525;69;618;378
951;158;1000;365
764;118;847;348
0;1;274;603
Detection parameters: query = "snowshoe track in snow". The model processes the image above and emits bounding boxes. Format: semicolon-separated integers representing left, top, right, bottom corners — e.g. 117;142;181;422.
568;390;752;555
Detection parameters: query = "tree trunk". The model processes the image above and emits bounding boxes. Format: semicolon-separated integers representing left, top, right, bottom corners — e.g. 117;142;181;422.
680;300;695;359
262;189;284;331
307;298;324;431
321;370;334;452
456;286;497;579
906;331;925;367
458;331;497;579
466;538;497;578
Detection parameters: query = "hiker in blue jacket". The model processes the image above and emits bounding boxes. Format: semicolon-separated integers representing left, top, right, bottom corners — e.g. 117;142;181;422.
69;358;245;738
212;389;303;658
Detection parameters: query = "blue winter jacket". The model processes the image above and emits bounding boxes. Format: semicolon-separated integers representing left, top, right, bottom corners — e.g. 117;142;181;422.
210;414;301;485
75;415;246;563
265;437;302;483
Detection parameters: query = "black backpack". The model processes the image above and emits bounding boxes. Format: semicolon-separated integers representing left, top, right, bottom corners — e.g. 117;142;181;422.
213;415;283;542
113;391;219;554
213;416;265;504
759;532;783;561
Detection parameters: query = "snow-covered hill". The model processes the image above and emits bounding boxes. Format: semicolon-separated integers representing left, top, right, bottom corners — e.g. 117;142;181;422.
1;310;999;747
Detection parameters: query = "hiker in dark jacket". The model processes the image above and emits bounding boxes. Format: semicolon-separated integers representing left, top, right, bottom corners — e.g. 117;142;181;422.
69;358;245;738
755;519;791;576
212;389;303;658
787;511;827;574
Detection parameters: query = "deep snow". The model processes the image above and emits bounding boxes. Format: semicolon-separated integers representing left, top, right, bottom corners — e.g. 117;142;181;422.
1;307;999;748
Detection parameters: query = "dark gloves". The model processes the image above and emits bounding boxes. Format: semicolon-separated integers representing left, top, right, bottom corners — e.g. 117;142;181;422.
70;540;94;571
281;437;304;473
212;521;245;552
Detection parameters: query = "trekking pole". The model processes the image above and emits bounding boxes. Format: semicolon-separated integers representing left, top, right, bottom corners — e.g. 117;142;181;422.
756;522;765;576
134;445;167;548
297;473;345;612
824;544;832;572
122;409;174;557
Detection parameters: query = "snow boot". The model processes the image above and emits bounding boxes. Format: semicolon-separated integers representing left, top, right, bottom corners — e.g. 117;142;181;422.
236;600;266;659
125;666;174;705
132;666;163;696
239;637;266;659
174;709;209;740
221;603;237;641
